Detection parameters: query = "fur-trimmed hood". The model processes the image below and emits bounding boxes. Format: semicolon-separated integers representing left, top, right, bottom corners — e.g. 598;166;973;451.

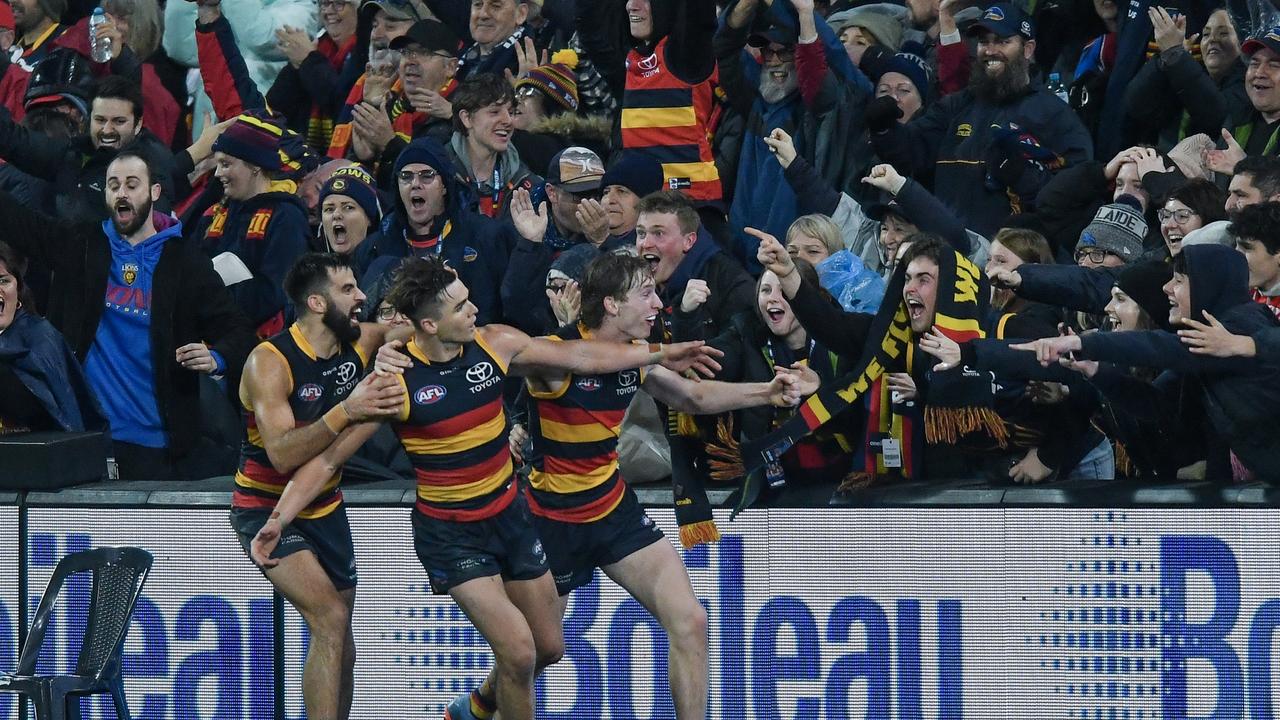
528;113;613;144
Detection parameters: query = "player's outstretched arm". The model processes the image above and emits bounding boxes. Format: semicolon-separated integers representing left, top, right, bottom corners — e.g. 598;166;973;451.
486;324;723;378
642;364;812;414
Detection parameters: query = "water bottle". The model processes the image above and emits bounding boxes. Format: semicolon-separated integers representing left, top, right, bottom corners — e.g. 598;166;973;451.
1047;72;1069;103
89;7;113;63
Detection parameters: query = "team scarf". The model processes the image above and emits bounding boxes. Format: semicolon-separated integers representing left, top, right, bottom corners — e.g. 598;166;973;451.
741;250;1006;500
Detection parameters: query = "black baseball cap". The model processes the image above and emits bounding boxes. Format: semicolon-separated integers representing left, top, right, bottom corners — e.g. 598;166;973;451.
1243;27;1280;56
389;19;462;54
966;3;1035;41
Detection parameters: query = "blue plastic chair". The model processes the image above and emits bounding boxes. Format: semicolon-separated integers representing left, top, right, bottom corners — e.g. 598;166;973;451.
0;547;153;719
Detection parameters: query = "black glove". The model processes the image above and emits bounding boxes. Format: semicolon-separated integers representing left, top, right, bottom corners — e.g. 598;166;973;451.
985;136;1029;190
864;95;903;134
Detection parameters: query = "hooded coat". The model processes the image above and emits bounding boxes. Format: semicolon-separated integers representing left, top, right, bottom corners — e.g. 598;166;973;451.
1078;244;1280;480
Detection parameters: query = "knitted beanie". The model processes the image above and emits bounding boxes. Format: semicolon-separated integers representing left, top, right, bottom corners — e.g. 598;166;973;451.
319;165;382;225
515;49;579;113
212;114;297;173
1077;195;1147;262
600;152;664;198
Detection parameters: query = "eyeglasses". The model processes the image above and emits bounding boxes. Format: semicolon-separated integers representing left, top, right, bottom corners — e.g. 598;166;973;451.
1158;208;1197;224
376;305;398;321
400;46;456;62
1074;248;1117;264
758;46;795;62
397;168;440;186
546;281;569;293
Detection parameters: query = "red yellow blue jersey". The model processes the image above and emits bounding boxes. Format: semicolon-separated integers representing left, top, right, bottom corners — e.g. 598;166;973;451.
394;335;516;521
622;36;723;203
233;324;368;519
525;324;645;523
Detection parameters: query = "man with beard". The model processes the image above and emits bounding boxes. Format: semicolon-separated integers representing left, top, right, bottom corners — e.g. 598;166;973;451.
233;252;406;720
867;2;1091;239
0;74;177;224
8;0;64;70
0;150;258;479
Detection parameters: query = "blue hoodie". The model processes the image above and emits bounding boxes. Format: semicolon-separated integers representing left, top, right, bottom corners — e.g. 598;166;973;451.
83;213;186;448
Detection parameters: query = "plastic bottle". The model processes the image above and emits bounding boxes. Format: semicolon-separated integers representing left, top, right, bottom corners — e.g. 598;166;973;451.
1047;72;1068;104
89;8;113;63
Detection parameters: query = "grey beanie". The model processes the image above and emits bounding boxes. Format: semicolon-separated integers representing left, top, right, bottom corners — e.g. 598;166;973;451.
1077;196;1147;262
828;7;905;51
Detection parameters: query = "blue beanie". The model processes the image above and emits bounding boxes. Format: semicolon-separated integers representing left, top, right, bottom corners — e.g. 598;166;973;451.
875;50;931;98
394;137;456;179
601;152;665;198
319;165;382;225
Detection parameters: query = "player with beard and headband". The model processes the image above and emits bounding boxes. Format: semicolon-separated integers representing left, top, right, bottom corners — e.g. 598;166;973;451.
866;2;1091;239
234;252;408;720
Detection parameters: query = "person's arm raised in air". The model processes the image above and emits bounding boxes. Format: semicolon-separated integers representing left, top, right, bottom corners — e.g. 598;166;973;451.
241;346;403;474
483;323;724;379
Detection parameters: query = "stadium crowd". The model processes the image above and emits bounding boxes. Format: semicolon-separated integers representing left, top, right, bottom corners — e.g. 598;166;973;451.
4;0;1280;716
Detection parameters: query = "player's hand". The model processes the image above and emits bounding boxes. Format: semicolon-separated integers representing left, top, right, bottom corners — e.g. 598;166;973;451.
375;339;413;374
680;279;711;313
508;422;529;465
918;328;962;372
176;342;219;374
658;341;724;378
250;517;282;568
342;372;403;421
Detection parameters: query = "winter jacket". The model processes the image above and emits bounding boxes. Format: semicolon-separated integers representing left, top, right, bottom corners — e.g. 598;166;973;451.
1015;263;1121;315
446;131;542;224
0;191;256;456
164;0;318;138
1124;50;1247;152
0;118;177;225
510;114;612;184
364;181;518;328
192;186;311;335
661;231;755;343
871;83;1093;238
0;309;106;433
1077;244;1280;480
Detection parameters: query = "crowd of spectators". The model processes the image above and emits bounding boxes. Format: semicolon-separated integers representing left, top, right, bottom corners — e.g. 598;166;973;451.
1;0;1279;508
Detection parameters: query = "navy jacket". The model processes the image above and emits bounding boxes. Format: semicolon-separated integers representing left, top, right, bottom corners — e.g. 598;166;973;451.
1078;245;1280;480
872;84;1093;238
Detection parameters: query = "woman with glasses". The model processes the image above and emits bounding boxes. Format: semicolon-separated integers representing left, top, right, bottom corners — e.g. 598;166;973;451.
1157;179;1227;258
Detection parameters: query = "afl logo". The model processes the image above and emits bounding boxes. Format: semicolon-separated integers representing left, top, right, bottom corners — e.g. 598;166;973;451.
466;362;494;384
414;385;446;404
619;370;638;387
336;361;358;385
576;377;602;392
637;52;659;72
298;383;323;401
